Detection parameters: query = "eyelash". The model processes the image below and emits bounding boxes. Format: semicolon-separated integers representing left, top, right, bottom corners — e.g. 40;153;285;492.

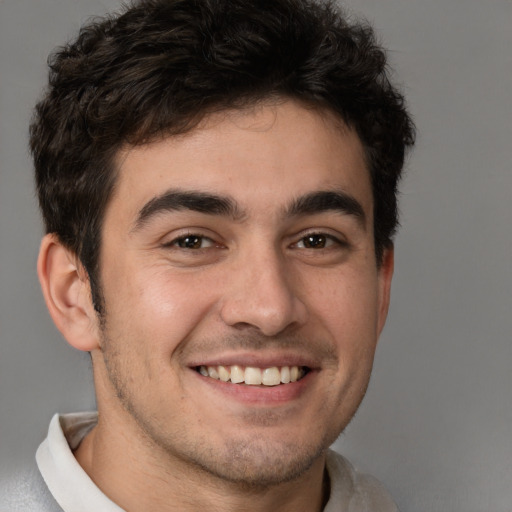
162;233;218;250
293;232;347;250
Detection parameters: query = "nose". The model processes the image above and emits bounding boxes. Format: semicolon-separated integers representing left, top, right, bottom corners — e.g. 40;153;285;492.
219;250;308;337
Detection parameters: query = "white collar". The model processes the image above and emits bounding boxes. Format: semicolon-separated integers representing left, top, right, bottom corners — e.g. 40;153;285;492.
36;412;124;512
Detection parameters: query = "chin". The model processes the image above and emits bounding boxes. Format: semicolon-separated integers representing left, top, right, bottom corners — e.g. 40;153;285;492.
164;430;331;488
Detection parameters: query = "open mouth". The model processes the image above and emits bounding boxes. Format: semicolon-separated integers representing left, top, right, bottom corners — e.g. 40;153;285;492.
195;365;309;386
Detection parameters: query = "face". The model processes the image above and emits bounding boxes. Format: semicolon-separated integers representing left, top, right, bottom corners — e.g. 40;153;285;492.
92;100;392;486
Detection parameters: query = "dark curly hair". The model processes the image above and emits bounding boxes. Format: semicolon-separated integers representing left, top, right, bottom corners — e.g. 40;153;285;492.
30;0;415;311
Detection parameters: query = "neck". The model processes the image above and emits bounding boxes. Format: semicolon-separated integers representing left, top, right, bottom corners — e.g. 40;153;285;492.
74;414;329;512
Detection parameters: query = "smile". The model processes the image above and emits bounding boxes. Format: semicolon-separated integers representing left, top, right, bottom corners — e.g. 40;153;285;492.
196;365;308;386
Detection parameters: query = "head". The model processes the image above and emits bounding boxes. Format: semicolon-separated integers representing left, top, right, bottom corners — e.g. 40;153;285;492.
33;0;414;493
31;0;414;314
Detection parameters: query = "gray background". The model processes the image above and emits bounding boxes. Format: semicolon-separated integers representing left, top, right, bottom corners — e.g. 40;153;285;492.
1;0;510;510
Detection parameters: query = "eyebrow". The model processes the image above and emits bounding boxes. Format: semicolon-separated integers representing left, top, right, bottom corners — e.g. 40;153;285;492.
133;189;245;230
285;190;366;227
133;188;366;232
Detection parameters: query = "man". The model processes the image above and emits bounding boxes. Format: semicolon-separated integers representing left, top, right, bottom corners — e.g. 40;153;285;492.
4;0;414;510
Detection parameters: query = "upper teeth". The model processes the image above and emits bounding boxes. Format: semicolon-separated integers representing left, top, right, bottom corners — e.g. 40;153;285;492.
198;365;305;386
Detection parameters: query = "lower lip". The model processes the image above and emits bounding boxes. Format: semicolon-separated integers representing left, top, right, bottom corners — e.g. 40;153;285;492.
192;369;314;405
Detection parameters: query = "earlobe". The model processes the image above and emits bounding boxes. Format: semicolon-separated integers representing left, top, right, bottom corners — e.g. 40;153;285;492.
376;246;394;337
37;233;100;352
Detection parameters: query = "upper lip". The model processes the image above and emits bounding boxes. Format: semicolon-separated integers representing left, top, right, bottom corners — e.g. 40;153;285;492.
187;351;321;371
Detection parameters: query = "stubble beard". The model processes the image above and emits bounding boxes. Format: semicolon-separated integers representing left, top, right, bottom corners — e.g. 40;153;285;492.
102;344;336;488
97;317;358;490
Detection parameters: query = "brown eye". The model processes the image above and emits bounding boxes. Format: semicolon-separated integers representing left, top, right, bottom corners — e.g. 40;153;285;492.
301;234;329;249
173;235;214;249
178;236;202;248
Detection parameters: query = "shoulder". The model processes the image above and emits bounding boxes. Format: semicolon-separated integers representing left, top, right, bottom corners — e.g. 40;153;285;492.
324;449;399;512
0;462;64;512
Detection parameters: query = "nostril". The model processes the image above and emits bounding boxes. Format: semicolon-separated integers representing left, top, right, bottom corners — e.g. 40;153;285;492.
218;272;308;336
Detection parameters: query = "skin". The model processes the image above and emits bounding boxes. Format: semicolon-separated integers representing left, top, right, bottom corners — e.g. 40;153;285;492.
38;100;393;512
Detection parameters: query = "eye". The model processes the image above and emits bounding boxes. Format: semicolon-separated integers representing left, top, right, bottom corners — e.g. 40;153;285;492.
159;231;226;267
295;233;339;249
167;234;216;249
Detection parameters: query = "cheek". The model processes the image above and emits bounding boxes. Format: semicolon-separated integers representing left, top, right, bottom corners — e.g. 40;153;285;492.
103;259;220;354
308;268;380;337
305;267;380;385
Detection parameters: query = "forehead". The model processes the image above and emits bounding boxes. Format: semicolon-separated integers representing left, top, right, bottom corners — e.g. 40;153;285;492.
109;100;372;224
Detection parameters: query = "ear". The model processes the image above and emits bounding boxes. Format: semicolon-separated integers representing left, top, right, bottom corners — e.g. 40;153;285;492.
37;233;101;351
376;246;394;338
